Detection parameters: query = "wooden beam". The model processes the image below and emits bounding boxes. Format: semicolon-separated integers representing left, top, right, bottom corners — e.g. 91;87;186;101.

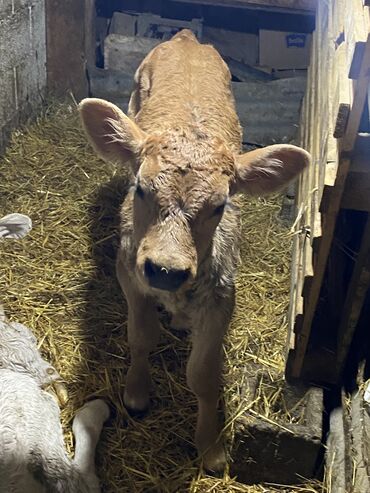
170;0;316;13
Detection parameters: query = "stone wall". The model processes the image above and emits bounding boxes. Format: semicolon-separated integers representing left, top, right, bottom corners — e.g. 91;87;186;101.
0;0;46;153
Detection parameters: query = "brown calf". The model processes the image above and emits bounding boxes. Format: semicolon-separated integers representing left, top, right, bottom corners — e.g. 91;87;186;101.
79;29;309;472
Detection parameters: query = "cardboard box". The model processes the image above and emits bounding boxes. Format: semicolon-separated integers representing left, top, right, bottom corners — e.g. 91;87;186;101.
259;30;312;70
203;26;258;67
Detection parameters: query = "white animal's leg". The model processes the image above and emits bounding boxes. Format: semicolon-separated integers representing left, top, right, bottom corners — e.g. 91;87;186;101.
117;259;161;412
0;213;32;239
72;399;110;492
53;381;69;406
187;293;234;473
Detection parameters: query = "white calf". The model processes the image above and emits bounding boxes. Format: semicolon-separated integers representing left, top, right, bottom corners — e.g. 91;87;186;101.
0;315;109;493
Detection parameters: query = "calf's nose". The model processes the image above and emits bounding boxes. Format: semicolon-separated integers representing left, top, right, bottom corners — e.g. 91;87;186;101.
144;259;190;291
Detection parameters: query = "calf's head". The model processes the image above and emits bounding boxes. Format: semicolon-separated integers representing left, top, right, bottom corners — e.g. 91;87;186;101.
79;99;309;292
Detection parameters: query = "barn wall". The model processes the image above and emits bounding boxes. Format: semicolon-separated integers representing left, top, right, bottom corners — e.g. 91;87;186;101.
0;0;47;153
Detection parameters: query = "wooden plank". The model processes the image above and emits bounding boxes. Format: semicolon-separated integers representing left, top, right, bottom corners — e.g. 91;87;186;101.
309;12;322;254
170;0;317;12
336;215;370;377
84;0;96;69
332;44;352;138
302;232;314;301
45;0;89;100
349;41;367;79
320;167;337;212
287;5;320;365
344;0;369;75
332;0;345;43
341;40;370;153
287;232;300;350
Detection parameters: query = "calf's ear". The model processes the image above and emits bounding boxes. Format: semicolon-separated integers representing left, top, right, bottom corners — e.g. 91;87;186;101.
232;144;310;195
79;98;146;171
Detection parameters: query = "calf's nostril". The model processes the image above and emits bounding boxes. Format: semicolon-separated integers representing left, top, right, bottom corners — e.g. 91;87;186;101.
144;259;157;279
178;269;190;283
144;259;190;291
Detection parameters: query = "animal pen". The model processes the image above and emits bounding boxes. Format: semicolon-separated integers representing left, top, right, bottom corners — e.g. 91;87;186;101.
0;0;370;492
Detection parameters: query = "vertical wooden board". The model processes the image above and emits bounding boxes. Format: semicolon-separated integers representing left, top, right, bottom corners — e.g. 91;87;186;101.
307;24;319;247
333;44;352;138
302;230;314;302
308;35;317;155
296;231;306;312
342;36;370;152
303;90;310;150
288;233;300;349
332;0;345;42
344;0;368;75
84;0;96;69
301;94;307;143
45;0;89;100
310;7;325;244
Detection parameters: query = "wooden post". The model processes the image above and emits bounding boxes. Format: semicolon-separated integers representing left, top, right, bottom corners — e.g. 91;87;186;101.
45;0;94;101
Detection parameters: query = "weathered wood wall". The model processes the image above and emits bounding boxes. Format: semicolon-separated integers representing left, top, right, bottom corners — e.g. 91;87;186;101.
287;0;370;385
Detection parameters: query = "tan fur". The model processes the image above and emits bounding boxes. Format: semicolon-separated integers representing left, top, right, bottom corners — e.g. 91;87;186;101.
79;29;310;472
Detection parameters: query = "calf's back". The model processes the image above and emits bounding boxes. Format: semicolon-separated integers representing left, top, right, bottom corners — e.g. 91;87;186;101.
129;29;242;152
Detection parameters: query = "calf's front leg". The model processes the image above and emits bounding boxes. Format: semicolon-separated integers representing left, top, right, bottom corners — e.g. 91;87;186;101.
187;291;234;472
117;258;160;412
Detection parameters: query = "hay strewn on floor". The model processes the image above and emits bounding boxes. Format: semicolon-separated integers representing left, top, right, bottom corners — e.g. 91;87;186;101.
0;102;324;493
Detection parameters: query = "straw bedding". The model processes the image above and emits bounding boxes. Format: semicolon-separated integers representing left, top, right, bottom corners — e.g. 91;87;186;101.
0;102;324;492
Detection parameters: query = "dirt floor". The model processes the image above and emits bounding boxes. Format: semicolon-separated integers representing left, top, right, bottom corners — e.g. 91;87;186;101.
0;102;325;492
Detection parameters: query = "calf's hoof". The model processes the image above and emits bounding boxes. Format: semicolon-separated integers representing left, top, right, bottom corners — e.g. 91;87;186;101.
201;441;227;474
84;472;101;493
123;389;150;416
